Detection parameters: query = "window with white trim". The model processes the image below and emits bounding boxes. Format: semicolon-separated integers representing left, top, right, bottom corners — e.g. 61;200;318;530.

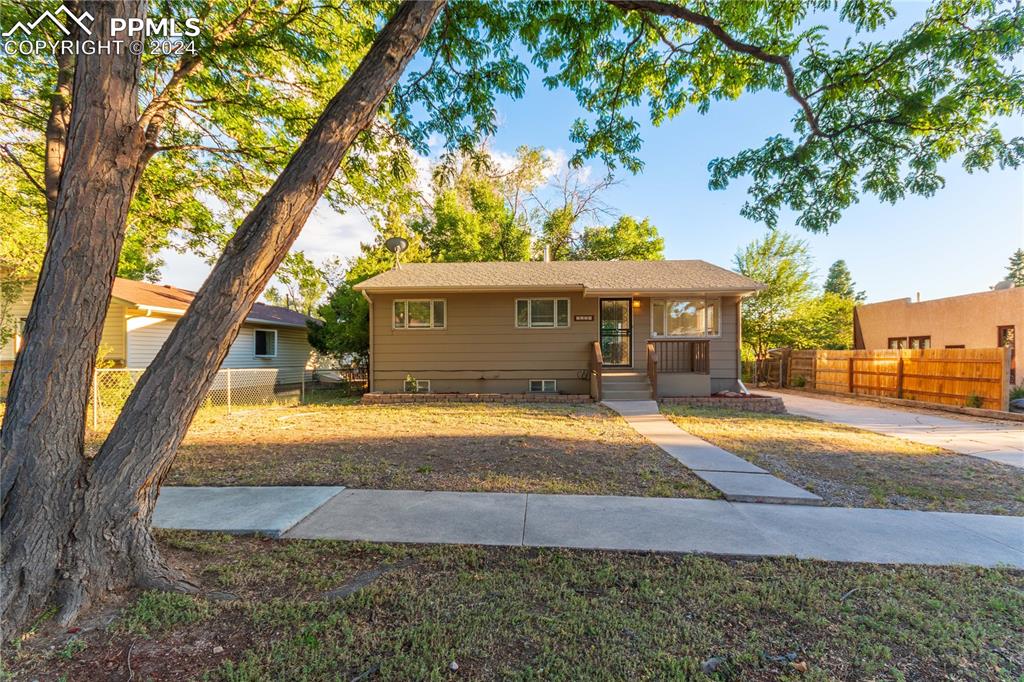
650;298;720;338
529;379;557;393
254;329;277;357
404;378;431;393
394;299;446;329
516;298;570;328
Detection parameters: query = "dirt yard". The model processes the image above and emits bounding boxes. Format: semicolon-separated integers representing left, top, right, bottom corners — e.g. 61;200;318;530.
5;532;1022;681
662;406;1024;515
155;402;716;499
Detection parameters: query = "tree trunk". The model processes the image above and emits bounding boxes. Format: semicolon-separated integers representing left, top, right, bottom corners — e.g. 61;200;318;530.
1;0;445;631
44;2;78;228
0;0;148;636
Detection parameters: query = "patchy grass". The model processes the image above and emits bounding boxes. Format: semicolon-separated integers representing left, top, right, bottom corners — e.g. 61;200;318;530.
662;406;1024;515
158;402;715;499
6;532;1023;681
113;591;213;637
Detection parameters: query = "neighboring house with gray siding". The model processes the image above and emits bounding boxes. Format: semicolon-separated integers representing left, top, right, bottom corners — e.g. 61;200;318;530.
354;260;763;398
3;278;314;384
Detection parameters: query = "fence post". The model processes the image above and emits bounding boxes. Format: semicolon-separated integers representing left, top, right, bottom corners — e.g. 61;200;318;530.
226;369;232;415
301;368;305;404
92;369;98;430
847;357;855;394
1001;346;1011;412
896;355;904;399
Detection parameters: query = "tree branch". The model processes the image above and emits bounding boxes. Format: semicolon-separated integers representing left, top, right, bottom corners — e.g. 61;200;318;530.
605;0;825;138
1;144;46;196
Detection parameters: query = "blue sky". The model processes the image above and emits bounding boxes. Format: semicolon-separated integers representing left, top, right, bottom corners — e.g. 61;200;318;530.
161;2;1024;304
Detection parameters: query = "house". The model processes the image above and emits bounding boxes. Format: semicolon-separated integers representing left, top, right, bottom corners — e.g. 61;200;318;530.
353;260;763;398
2;278;315;384
853;286;1022;383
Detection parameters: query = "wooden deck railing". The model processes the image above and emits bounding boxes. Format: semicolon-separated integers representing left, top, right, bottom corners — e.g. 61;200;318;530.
646;341;658;399
590;340;603;400
648;339;710;374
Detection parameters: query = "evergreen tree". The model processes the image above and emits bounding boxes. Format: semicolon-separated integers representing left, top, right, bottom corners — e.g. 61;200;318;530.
1007;249;1024;286
823;260;866;302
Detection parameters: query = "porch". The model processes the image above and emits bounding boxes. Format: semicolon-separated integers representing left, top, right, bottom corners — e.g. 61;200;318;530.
591;338;710;400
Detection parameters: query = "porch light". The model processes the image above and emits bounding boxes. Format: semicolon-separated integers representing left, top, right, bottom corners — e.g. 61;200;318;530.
632;300;641;309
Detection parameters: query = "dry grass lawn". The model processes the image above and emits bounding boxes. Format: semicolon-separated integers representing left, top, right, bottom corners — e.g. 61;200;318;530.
157;401;716;499
6;532;1022;681
662;406;1024;515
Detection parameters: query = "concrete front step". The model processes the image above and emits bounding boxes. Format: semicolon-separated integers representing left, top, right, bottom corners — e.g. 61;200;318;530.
602;390;652;400
603;370;646;377
603;381;651;391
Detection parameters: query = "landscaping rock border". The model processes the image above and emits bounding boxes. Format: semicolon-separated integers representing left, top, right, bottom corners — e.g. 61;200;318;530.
361;392;593;404
660;395;786;413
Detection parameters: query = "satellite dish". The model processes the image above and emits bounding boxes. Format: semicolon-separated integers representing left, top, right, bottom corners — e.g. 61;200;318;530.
384;237;409;269
384;237;409;254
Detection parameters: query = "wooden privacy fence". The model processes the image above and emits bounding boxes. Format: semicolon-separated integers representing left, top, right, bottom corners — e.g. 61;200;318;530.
782;347;1011;411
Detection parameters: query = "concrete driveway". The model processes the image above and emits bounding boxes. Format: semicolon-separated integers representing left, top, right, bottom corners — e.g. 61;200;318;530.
760;390;1024;469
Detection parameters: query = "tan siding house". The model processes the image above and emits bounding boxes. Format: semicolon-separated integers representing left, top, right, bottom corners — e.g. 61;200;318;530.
3;278;314;384
356;260;762;399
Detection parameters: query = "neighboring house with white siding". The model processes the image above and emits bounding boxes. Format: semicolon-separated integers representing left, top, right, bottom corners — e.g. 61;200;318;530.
354;260;763;398
3;278;315;384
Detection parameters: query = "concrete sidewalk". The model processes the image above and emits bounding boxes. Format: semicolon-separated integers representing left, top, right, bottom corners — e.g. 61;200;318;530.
153;487;1024;568
760;390;1024;469
604;400;823;505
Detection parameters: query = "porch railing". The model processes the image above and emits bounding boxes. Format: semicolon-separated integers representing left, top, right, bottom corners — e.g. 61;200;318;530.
646;341;658;399
590;340;603;400
648;339;710;374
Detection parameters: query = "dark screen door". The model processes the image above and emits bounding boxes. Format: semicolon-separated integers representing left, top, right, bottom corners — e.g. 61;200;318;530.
600;299;632;366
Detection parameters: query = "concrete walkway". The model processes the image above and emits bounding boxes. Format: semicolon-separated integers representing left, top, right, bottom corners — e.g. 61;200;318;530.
603;400;823;505
760;390;1024;469
153;487;1024;568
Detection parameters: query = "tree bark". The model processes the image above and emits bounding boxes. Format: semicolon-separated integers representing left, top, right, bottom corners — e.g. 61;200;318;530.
0;1;148;635
0;0;445;631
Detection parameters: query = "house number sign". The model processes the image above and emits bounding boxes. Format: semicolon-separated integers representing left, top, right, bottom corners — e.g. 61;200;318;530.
574;314;594;321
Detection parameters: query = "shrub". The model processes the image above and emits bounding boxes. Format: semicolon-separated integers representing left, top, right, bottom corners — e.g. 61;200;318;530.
1010;384;1024;401
965;393;984;409
790;374;806;388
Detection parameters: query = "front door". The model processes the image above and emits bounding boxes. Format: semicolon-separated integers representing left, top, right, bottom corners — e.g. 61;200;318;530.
600;298;632;366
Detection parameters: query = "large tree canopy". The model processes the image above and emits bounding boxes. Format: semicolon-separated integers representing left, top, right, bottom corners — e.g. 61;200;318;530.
2;0;1023;637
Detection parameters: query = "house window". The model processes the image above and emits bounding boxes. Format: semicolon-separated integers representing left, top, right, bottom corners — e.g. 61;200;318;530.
530;379;557;393
516;299;570;328
404;378;430;393
908;336;931;350
888;337;907;350
651;298;719;338
393;300;446;329
254;329;277;357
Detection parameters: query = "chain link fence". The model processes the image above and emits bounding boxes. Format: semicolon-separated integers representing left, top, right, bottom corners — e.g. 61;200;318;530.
0;365;368;427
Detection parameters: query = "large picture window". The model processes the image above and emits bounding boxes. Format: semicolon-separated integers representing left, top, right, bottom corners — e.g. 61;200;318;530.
516;298;570;328
650;298;719;338
393;299;446;329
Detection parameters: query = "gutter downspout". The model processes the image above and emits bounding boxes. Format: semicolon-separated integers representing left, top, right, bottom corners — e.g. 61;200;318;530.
361;290;374;393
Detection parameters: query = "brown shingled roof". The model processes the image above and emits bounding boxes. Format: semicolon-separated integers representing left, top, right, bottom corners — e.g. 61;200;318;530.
112;278;313;327
354;260;763;293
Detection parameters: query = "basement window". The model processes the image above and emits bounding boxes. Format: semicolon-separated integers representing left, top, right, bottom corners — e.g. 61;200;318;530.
404;378;431;393
529;379;557;393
